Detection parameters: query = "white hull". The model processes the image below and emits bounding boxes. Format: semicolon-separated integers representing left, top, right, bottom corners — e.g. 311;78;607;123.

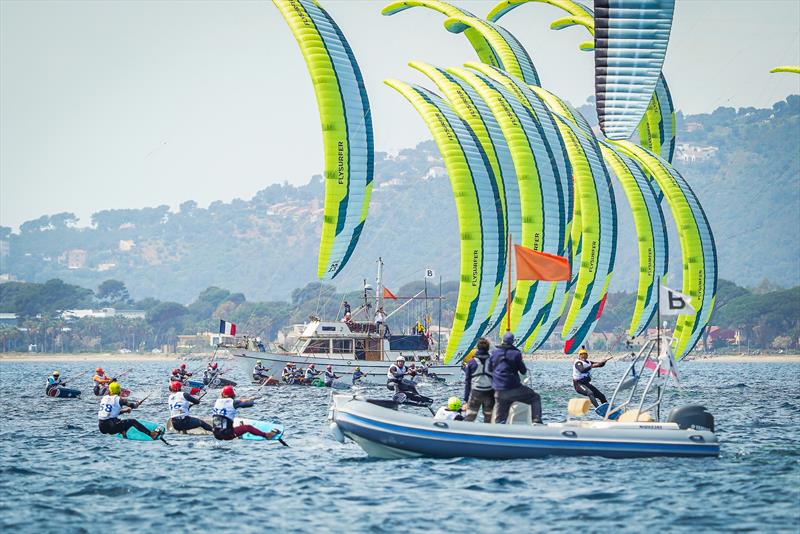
231;350;462;385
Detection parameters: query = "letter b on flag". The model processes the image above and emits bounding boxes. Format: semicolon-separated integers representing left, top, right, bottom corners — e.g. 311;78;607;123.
659;286;695;316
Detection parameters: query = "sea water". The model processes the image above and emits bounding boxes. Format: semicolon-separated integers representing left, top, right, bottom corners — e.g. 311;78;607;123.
1;360;798;533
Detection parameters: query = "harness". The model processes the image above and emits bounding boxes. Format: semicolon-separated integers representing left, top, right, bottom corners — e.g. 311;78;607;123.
471;355;493;391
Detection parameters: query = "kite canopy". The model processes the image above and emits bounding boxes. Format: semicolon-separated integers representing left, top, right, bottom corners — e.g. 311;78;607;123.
274;0;374;280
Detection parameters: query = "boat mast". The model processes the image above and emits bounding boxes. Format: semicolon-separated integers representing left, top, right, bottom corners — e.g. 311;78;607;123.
376;257;384;359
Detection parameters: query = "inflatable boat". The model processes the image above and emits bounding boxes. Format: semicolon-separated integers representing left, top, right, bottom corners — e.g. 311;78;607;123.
329;339;720;460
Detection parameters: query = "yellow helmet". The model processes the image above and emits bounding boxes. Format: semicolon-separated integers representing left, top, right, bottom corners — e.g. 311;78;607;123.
52;370;60;376
447;396;461;411
108;381;121;395
579;348;589;356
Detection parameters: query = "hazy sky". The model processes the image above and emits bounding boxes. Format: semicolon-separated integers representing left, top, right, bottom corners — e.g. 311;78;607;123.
2;0;799;229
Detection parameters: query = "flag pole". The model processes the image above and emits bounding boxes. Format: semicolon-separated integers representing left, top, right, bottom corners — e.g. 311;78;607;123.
657;281;661;357
506;233;512;333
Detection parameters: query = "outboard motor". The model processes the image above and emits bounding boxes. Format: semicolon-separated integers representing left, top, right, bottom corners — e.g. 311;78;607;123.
667;405;715;432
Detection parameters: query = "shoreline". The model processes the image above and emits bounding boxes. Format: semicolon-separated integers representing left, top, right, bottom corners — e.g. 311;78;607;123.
1;352;798;364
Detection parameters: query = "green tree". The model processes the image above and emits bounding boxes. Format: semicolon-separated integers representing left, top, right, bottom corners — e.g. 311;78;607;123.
97;279;130;304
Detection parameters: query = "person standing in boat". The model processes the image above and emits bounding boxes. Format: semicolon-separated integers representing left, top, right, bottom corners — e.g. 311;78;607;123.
93;368;113;396
489;332;543;424
343;300;351;316
323;365;340;387
98;381;163;440
463;338;495;423
168;380;213;433
211;386;278;441
572;346;611;408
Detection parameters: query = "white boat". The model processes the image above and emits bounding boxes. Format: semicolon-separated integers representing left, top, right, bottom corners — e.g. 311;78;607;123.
232;259;462;384
328;338;721;459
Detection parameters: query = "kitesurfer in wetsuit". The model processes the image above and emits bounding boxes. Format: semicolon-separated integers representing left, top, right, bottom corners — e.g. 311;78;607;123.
489;332;542;424
386;356;409;393
177;363;192;380
282;363;296;384
352;367;367;385
93;368;113;396
323;365;340;387
98;381;162;440
304;363;320;384
204;362;219;385
253;360;269;381
572;347;610;408
46;371;65;395
463;338;495;423
434;397;465;421
168;381;212;433
169;368;182;384
211;386;278;441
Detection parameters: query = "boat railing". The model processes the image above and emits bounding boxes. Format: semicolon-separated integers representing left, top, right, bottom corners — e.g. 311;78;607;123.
605;338;674;422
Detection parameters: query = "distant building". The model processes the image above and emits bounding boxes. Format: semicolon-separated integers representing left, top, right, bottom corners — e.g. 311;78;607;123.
685;122;703;133
118;239;136;252
0;239;9;260
0;273;17;282
0;313;18;327
96;262;117;272
59;249;87;269
675;143;718;163
62;308;145;320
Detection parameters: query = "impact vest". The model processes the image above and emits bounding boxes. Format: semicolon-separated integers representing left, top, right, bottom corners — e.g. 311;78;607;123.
434;407;460;421
387;364;406;381
470;356;492;392
212;398;236;421
98;395;121;420
168;391;191;419
573;360;592;381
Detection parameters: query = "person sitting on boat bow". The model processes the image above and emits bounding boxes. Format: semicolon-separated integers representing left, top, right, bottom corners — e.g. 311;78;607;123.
489;332;542;424
304;363;320;384
352;367;367;385
203;362;220;385
93;367;113;396
323;365;340;387
463;338;495;423
572;347;610;408
434;396;465;421
46;370;65;394
98;381;163;440
211;386;278;441
168;380;212;433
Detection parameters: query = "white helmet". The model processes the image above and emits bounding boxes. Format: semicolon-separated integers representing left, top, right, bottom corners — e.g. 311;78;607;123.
396;356;405;363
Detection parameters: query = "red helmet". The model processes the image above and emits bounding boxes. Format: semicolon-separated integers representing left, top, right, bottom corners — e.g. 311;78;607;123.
221;385;235;398
211;362;218;369
96;367;104;374
180;363;186;369
172;368;179;374
169;381;182;392
309;363;315;368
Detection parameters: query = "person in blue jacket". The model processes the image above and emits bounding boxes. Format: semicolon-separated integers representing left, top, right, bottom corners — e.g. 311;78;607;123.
488;332;542;424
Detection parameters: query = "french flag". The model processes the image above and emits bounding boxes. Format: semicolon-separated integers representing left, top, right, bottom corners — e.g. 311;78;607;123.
219;320;236;336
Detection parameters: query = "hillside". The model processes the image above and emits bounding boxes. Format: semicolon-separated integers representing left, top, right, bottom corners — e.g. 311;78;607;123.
1;96;798;303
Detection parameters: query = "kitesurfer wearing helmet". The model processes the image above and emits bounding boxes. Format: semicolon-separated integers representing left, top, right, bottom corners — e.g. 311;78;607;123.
169;368;182;384
93;368;113;396
572;346;611;408
463;338;495;423
46;370;65;394
489;332;542;424
211;386;278;441
253;360;269;381
386;356;408;393
176;363;192;381
304;363;320;384
203;362;219;385
168;381;212;433
352;366;367;385
434;397;465;421
323;365;340;387
98;381;162;440
282;363;296;384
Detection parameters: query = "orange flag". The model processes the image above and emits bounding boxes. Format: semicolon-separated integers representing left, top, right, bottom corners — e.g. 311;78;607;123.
383;287;398;300
514;245;570;281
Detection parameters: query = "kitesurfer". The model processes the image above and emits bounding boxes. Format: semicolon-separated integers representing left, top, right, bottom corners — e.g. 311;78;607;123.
169;368;182;384
282;363;299;384
386;356;408;393
211;386;278;441
98;381;162;440
177;363;192;380
253;360;269;381
489;332;542;424
463;338;495;423
204;362;219;385
434;397;465;421
323;365;340;387
304;363;320;384
168;381;212;433
572;347;610;408
352;367;367;385
93;368;113;396
46;370;66;394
